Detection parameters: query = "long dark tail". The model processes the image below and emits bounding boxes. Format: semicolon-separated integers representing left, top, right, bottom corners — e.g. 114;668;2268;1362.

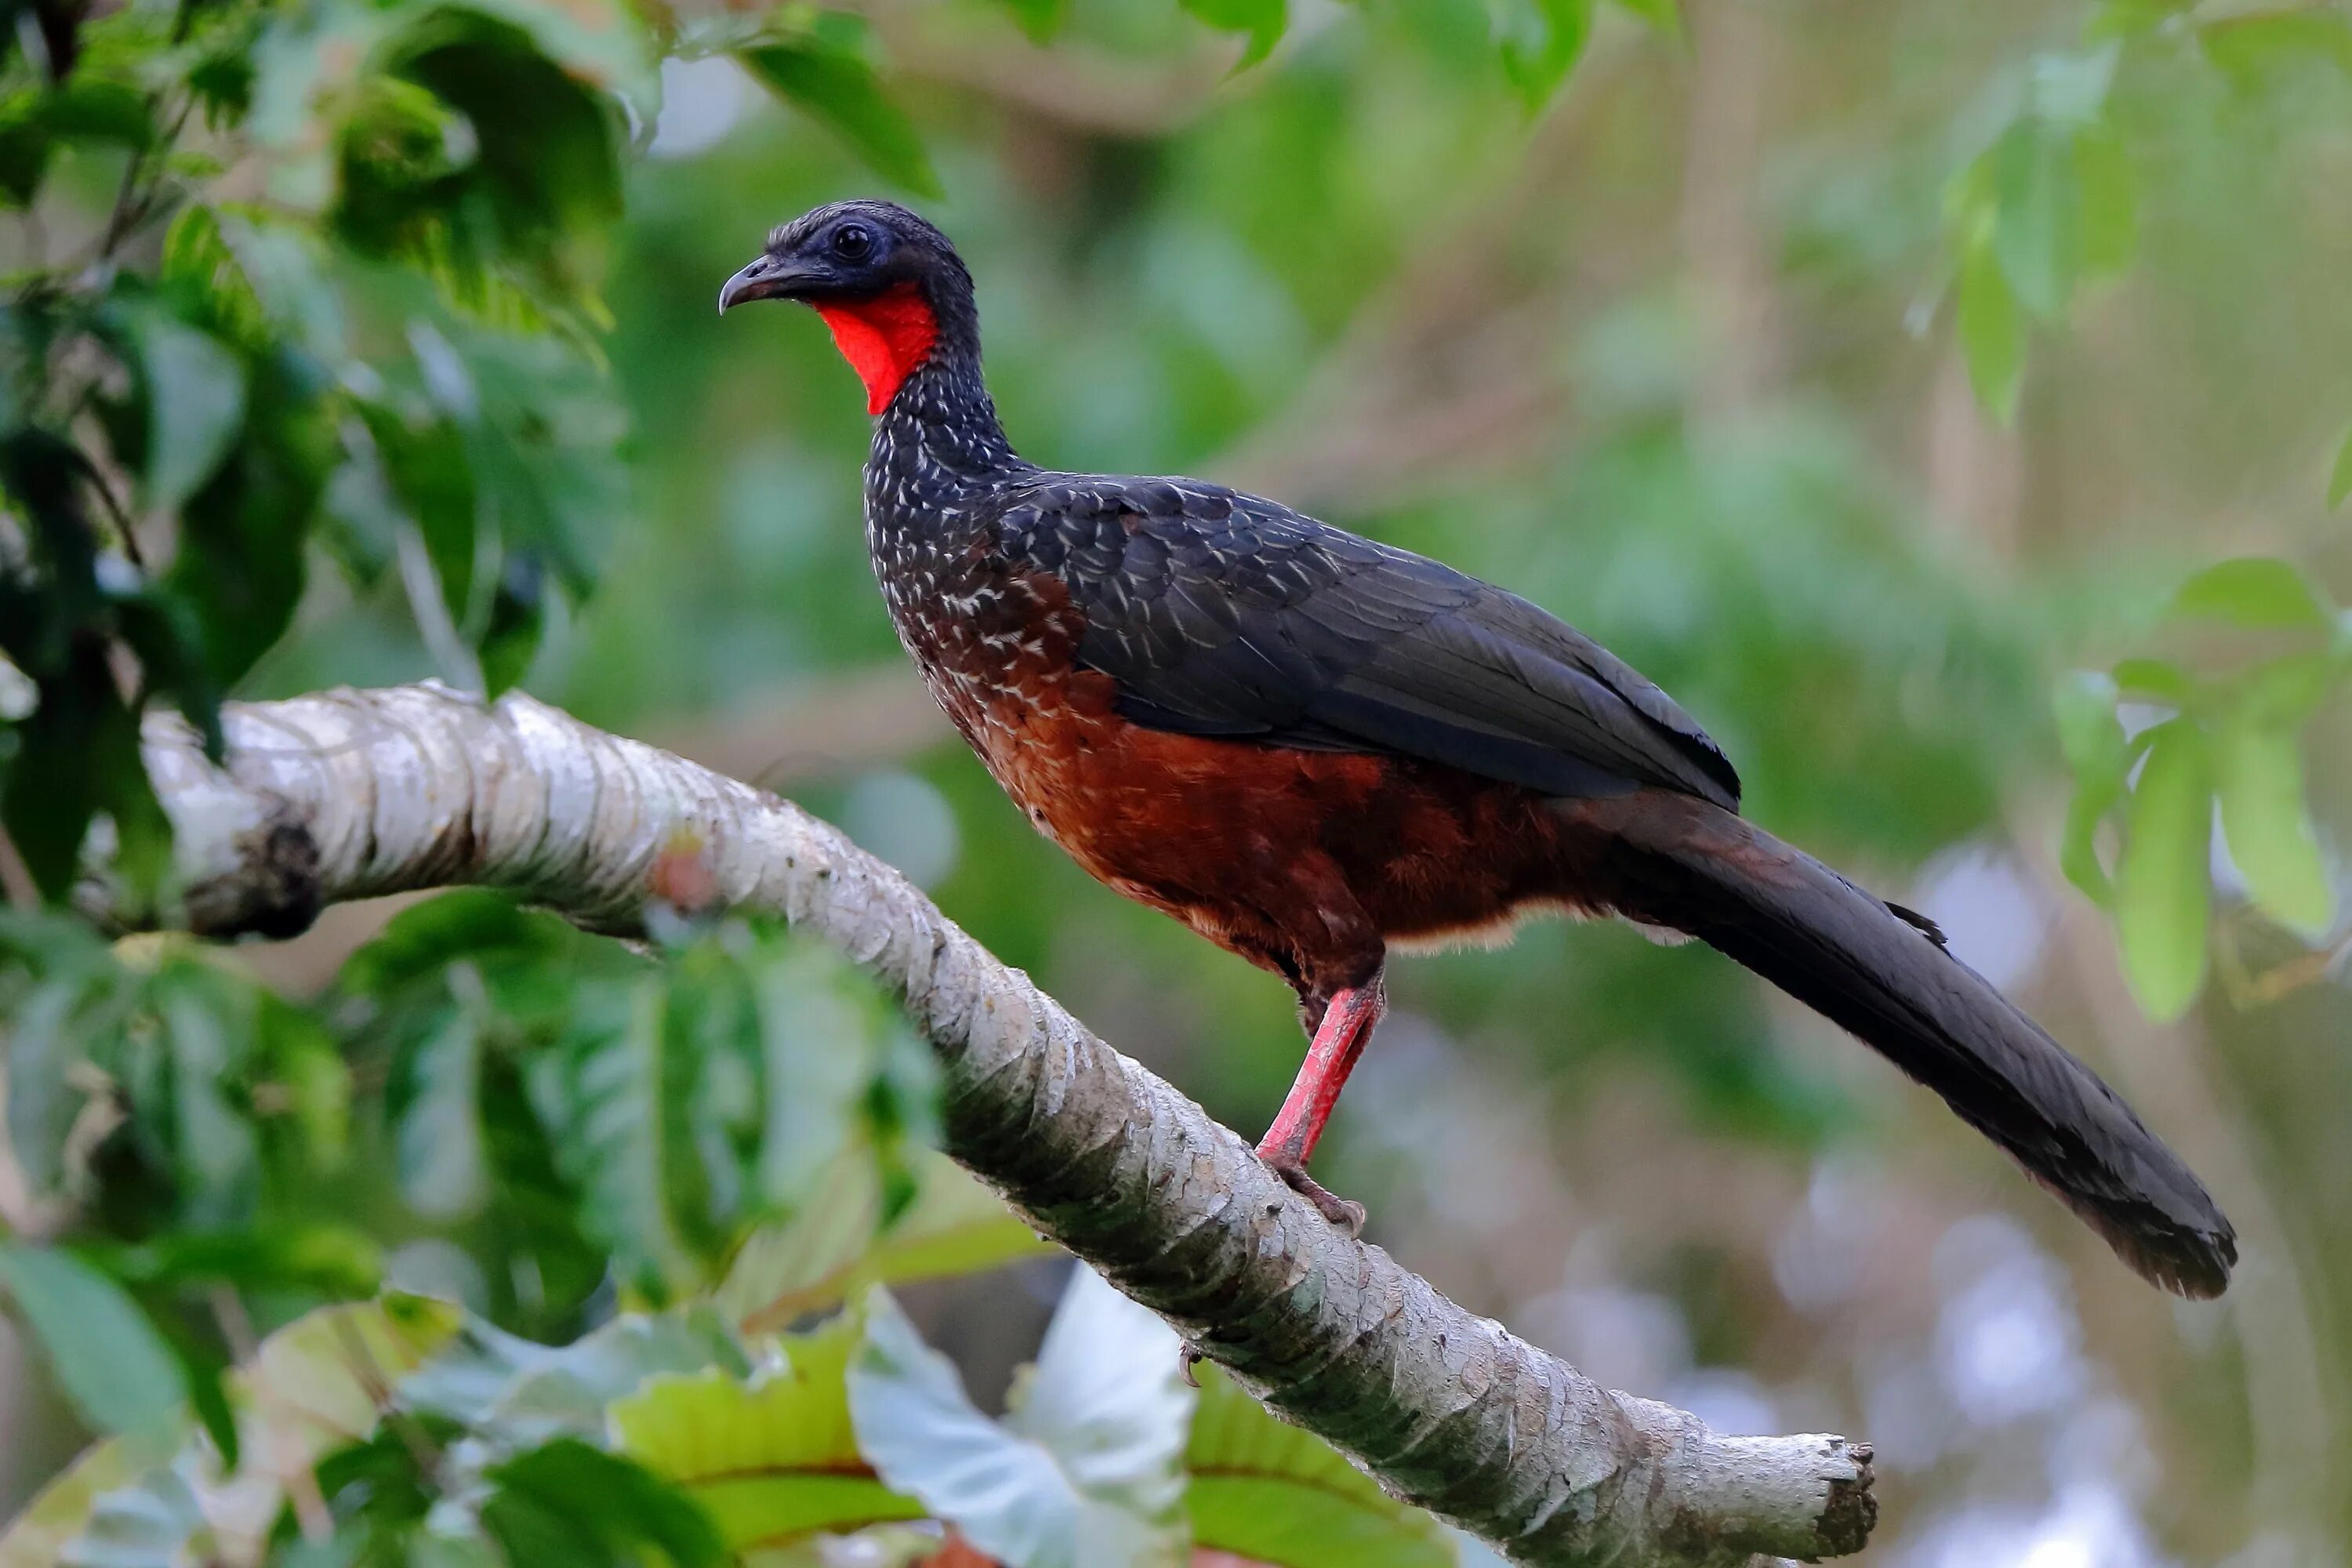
1583;793;2236;1298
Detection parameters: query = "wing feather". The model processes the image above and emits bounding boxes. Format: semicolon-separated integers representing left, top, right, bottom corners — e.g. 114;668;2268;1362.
993;477;1741;811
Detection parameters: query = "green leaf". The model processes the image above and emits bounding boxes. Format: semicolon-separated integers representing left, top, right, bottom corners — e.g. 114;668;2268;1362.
2329;424;2352;510
156;974;262;1225
2201;11;2352;87
1955;237;2025;423
479;561;546;696
2111;656;2192;705
341;889;563;996
1990;122;2079;320
342;5;632;311
737;34;942;198
483;1439;727;1568
160;206;270;352
2053;670;2126;905
0;1245;187;1440
2071;123;2136;281
2168;557;2330;632
2234;651;2337;727
1186;1363;1453;1568
2116;719;2212;1021
398;1306;744;1443
398;1004;490;1219
992;0;1072;44
2217;720;2335;937
158;350;329;686
718;1148;1052;1333
614;1316;927;1551
0;79;155;209
122;308;248;514
1494;0;1592;111
532;977;699;1295
1182;0;1289;70
2090;0;2190;40
848;1276;1191;1568
100;1224;383;1302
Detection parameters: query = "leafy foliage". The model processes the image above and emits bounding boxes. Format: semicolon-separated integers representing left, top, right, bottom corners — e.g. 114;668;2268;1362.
0;0;648;920
4;1269;1497;1566
2055;560;2347;1018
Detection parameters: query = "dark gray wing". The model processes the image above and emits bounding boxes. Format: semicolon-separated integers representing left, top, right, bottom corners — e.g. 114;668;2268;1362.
993;477;1741;811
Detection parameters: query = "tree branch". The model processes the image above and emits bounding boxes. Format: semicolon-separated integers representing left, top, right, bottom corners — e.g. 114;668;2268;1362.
122;682;1875;1568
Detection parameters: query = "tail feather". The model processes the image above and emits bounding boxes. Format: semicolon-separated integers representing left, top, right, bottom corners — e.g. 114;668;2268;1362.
1587;794;2236;1298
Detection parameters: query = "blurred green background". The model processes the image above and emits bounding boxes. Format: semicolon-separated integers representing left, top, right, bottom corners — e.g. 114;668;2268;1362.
5;0;2352;1559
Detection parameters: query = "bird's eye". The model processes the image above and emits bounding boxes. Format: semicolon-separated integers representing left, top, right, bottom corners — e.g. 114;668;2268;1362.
832;224;874;261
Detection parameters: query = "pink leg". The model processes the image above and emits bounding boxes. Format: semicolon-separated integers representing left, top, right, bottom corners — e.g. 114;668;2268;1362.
1256;979;1385;1232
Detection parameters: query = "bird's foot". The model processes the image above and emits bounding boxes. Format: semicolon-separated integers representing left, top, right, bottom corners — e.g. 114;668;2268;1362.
1259;1149;1367;1236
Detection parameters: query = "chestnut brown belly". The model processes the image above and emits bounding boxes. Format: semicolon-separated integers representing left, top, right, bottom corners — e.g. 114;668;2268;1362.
942;669;1598;1000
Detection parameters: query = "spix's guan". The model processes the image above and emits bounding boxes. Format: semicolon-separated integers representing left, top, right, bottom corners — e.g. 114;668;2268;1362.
720;199;2236;1297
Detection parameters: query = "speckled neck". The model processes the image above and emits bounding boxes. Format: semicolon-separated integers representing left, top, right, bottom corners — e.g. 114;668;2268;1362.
860;302;1033;670
862;272;1031;588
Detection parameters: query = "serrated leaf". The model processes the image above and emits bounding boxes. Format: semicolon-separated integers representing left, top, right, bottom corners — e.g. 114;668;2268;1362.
848;1280;1188;1568
2168;557;2330;632
1182;0;1288;69
0;1245;186;1442
530;977;701;1294
1955;237;2025;423
721;1149;1051;1335
737;38;941;198
2116;719;2212;1021
1186;1363;1453;1568
615;1318;927;1551
2217;720;2334;937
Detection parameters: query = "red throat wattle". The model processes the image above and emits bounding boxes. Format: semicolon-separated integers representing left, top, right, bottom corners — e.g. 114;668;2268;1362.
811;284;939;416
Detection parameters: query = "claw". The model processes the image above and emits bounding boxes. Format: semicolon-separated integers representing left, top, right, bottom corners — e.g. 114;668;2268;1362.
1263;1153;1367;1236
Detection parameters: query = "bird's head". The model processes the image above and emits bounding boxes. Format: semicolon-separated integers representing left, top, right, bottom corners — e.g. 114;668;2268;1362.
718;199;974;415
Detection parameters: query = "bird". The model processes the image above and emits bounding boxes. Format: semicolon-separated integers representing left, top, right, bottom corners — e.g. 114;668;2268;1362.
719;198;2236;1298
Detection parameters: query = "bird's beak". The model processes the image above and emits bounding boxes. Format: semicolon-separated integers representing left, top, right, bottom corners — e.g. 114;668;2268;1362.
717;254;824;314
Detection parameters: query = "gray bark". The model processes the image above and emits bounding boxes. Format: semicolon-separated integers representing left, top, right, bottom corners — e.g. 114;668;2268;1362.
120;682;1875;1567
